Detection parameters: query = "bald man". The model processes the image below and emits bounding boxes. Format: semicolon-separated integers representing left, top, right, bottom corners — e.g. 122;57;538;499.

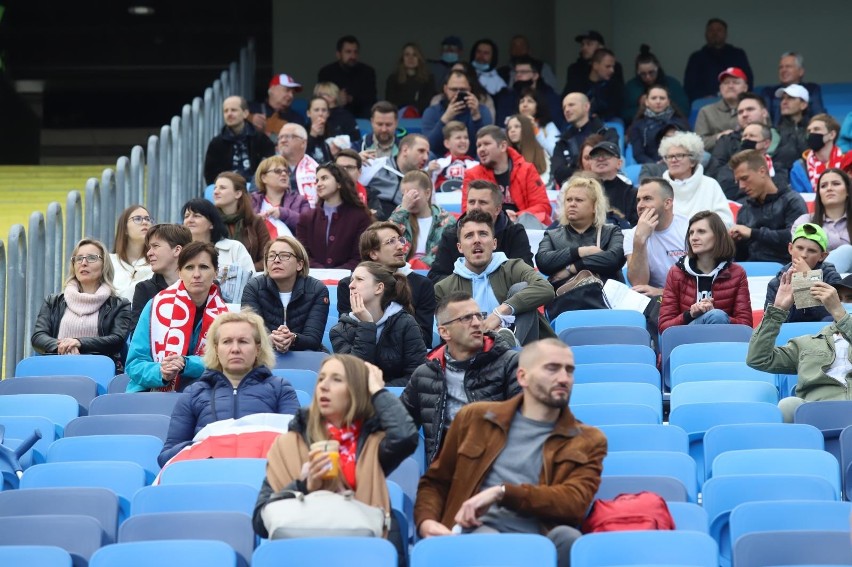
552;93;620;186
203;95;276;185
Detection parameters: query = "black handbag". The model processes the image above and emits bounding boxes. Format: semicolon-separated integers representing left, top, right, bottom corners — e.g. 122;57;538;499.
545;227;611;320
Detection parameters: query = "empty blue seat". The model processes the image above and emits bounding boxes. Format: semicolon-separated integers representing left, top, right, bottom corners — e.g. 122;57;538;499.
668;501;708;533
733;530;852;567
0;394;78;436
46;434;163;483
595;475;688;502
623;163;641;185
660;325;754;386
713;448;841;500
16;354;115;394
668;342;751;388
64;414;172;442
132;483;258;516
602;450;698;502
270;368;317;393
738;261;784;277
89;392;179;416
295;389;311;406
775;321;829;346
572;345;656;366
0;376;98;415
0;415;56;470
255;538;397;567
158;458;267;488
108;373;131;393
0;487;119;543
0;545;72;567
671;362;776;388
839;425;852;500
570;530;718;567
412;533;556;567
670;381;779;411
91;540;237;567
574;363;660;388
598;424;688;453
552;309;647;333
572;403;660;425
794;400;852;466
559;326;651;347
729;500;852;549
273;351;328;372
387;456;419;508
572;383;662;421
0;515;104;565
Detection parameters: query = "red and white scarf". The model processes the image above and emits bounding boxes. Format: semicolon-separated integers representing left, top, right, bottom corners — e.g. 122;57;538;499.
806;146;845;191
258;196;293;239
326;420;361;489
150;280;228;391
295;155;318;208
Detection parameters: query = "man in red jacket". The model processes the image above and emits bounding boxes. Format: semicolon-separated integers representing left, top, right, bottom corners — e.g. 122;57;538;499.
462;125;552;226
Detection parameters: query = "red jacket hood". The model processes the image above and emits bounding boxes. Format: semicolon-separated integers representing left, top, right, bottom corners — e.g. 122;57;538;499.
426;335;497;369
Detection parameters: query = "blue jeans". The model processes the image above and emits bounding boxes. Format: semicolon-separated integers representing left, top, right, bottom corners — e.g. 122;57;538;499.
689;308;730;325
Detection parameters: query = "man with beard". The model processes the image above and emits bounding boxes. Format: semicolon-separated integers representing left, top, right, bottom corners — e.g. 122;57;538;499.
317;35;377;118
415;338;606;567
336;221;436;347
422;71;493;155
361;133;431;220
552;93;619;186
494;56;564;130
203;96;275;185
359;100;402;159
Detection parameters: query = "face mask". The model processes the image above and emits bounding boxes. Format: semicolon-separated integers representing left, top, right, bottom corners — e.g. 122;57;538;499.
471;61;490;72
441;52;459;64
740;139;758;151
807;132;827;152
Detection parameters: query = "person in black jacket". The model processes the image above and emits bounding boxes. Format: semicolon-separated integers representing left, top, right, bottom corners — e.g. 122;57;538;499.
241;235;330;353
131;224;192;329
203;96;276;186
402;291;520;466
428;181;533;284
317;35;378;119
331;261;426;387
158;311;299;466
253;355;417;557
32;238;132;370
337;221;435;348
552;93;619;187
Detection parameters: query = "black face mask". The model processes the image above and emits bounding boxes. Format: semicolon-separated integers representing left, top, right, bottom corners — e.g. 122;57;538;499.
740;139;758;151
807;132;827;152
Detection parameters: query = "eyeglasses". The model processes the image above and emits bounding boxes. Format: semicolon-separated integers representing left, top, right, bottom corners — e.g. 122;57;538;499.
130;215;154;225
72;254;103;264
663;153;691;162
267;251;297;263
278;134;305;141
383;237;407;247
440;311;488;326
265;168;289;176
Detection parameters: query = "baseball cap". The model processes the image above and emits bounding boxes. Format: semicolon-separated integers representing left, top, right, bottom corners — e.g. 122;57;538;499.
792;222;828;252
775;84;810;103
442;35;463;48
590;141;620;158
575;30;605;44
269;74;303;92
717;67;747;82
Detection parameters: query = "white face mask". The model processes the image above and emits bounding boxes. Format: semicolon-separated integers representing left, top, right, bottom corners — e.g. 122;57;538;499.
441;52;459;64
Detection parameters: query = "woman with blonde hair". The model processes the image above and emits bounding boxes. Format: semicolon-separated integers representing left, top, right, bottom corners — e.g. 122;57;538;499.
157;311;300;466
110;204;154;301
313;81;361;144
214;172;270;271
388;170;457;268
385;42;437;116
252;155;309;237
32;238;131;369
535;175;626;285
506;113;550;186
253;354;417;557
242;235;330;353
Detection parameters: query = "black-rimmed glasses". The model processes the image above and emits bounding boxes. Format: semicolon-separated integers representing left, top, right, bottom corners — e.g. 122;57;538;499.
72;254;103;264
440;311;488;326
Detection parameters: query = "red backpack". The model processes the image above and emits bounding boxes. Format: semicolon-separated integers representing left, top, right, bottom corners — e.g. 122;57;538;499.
581;491;675;533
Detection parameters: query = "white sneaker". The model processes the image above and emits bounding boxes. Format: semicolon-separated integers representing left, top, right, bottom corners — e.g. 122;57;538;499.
496;328;520;348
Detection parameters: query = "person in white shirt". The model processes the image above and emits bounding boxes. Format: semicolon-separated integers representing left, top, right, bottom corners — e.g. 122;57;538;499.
623;177;688;297
110;205;154;301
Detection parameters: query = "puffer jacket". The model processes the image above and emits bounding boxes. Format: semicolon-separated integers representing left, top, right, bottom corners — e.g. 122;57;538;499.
658;256;752;332
31;293;132;368
535;223;625;282
401;335;520;465
330;310;426;387
764;260;843;322
241;274;330;352
734;186;808;264
158;366;299;466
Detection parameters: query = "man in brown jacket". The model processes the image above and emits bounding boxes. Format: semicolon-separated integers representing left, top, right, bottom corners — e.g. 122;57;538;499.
415;338;607;567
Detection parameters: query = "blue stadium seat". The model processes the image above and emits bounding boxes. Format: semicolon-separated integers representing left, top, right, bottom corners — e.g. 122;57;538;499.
574;363;660;388
385;386;404;397
0;376;98;415
660;325;754;386
398;118;423;134
670;381;779;411
89;392;179;417
255;538;397;567
733;530;852;567
668;342;750;388
794;400;852;466
559;326;651;347
570;531;718;567
91;540;237;567
737;261;784;277
270;368;317;393
623;163;641;186
412;533;557;567
667;501;708;533
295;389;311;406
713;448;841;500
602;450;698;502
775;321;828;345
604;120;625;154
572;345;656;366
572;383;663;422
387;479;414;542
551;309;647;333
729;500;852;550
0;546;73;567
0;415;56;469
132;483;258;516
597;424;688;453
0;515;103;566
572;403;660;426
839;425;852;500
323;315;337;352
387;456;419;508
64;414;172;442
0;394;79;436
158;458;267;488
16;354;115;395
45;434;163;483
671;361;776;389
108;373;131;393
274;351;328;372
595;475;688;502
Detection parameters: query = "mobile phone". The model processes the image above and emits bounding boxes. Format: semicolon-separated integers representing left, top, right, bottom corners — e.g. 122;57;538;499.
456;90;469;103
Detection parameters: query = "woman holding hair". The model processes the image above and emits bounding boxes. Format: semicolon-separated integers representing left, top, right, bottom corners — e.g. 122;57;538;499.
792;168;852;272
158;311;300;466
389;170;457;268
658;211;752;332
32;238;131;369
253;354;417;556
506;113;550;186
305;96;334;163
251;155;309;238
628;85;689;164
110;205;154;301
126;241;229;392
517;87;559;156
622;45;689;125
535;175;626;285
182;198;255;303
331;261;426;386
297;162;372;270
660;131;733;226
213;172;270;271
385;42;437;115
242;236;330;353
313;81;361;144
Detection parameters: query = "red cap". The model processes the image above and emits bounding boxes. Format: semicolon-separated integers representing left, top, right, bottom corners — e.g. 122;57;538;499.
717;67;747;82
269;73;303;92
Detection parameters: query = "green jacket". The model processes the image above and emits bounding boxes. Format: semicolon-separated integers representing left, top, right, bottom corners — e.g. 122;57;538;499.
389;204;457;269
746;304;852;401
434;258;556;339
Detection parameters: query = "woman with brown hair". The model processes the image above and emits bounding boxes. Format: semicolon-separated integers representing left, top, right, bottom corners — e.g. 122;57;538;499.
251;155;309;238
385;42;437;115
213;172;270;271
253;354;417;556
110;204;154;300
506;113;549;185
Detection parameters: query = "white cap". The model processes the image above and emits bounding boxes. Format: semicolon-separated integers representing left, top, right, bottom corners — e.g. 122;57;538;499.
775;84;810;103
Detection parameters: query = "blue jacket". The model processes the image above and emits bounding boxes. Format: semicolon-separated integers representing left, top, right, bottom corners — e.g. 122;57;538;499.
158;366;299;465
125;300;207;393
421;99;492;154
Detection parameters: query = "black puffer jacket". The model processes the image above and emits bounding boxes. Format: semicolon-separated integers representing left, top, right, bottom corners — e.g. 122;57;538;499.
401;335;520;465
241;274;330;352
734;186;808;264
31;293;132;368
330;308;426;387
202;121;276;185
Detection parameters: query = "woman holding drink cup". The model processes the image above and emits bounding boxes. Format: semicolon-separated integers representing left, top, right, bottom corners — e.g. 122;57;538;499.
253;354;418;559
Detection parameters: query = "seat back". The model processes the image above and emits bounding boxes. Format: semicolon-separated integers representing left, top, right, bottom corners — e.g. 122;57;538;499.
0;376;98;415
0;415;57;469
272;351;328;372
571;344;656;366
270;369;317;394
569;531;718;567
795;401;852;466
89;392;179;416
552;309;647;333
571;403;660;426
64;414;172;442
733;530;852;567
670;381;779;411
46;434;163;483
131;483;258;517
574;363;660;388
16;354;115;394
559;326;651;347
0;394;78;436
594;475;688;502
660;325;753;386
668;342;750;384
0;487;119;543
602;450;698;502
839;425;852;500
295;389;311;406
158;458;267;488
572;383;662;422
775;321;831;345
254;538;397;567
387;457;419;507
0;545;72;566
108;373;131;393
597;424;688;453
729;500;852;549
411;533;557;567
667;502;708;533
670;362;776;389
0;515;104;565
91;540;237;567
737;261;784;277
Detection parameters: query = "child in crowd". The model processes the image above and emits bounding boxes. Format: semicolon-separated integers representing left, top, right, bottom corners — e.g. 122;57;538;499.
428;121;478;192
